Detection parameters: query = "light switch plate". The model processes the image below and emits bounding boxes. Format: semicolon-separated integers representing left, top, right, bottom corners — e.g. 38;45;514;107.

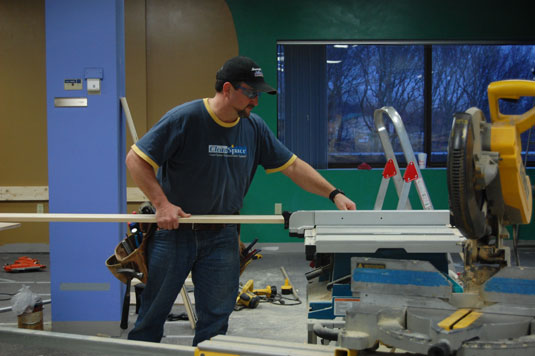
87;78;100;94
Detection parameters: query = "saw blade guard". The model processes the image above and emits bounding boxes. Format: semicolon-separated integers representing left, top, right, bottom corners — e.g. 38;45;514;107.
448;80;535;241
488;80;535;225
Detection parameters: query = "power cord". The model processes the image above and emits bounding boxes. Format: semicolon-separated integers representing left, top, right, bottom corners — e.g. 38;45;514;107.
234;293;302;311
258;293;302;306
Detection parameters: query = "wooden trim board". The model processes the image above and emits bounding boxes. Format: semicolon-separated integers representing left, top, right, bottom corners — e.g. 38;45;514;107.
0;186;49;201
0;186;148;202
0;213;285;224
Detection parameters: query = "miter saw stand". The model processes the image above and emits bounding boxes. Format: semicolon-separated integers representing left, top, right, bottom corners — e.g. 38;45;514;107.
288;209;465;340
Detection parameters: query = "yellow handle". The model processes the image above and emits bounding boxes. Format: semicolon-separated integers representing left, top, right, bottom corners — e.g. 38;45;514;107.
488;80;535;133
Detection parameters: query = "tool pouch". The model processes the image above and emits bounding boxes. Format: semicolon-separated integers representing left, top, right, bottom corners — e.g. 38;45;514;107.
106;235;149;284
106;202;156;284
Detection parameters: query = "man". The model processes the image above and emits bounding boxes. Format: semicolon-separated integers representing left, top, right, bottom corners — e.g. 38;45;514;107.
126;56;356;345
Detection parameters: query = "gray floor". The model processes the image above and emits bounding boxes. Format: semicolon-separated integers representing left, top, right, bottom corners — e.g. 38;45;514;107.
1;243;535;355
0;245;310;355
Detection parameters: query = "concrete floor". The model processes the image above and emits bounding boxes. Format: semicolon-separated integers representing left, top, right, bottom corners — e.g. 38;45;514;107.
0;244;310;355
1;242;535;355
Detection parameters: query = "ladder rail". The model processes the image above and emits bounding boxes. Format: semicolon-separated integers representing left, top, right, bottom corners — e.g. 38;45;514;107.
374;106;433;210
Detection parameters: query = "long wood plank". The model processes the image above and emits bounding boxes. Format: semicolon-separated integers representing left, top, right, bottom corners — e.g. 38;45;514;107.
0;213;284;224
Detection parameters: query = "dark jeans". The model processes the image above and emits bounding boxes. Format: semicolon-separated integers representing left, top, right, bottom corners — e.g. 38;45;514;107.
128;225;239;346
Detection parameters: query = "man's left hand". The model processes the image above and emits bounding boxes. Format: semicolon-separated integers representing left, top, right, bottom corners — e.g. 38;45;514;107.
334;194;357;210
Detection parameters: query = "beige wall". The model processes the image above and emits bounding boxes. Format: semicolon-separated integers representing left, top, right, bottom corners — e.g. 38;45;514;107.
0;0;48;247
0;0;238;248
0;0;47;186
144;0;239;127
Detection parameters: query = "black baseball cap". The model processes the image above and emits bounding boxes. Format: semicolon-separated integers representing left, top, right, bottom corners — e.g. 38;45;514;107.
216;56;277;95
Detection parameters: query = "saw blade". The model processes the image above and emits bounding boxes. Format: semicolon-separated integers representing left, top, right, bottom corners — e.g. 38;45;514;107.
447;112;490;239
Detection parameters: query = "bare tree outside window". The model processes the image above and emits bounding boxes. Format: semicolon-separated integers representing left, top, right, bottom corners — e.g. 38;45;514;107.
277;43;535;169
431;45;535;163
327;45;424;166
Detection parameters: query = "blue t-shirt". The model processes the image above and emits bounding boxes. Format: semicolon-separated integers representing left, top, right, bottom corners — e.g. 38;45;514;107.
132;98;296;214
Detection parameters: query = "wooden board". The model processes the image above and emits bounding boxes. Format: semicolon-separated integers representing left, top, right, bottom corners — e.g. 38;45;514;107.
0;186;148;202
0;186;49;201
0;213;284;224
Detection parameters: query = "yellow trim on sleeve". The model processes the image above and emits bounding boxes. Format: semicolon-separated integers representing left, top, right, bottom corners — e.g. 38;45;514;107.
265;154;297;174
131;144;159;170
203;98;240;128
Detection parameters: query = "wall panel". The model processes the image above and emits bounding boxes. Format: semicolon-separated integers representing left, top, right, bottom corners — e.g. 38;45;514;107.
0;0;239;248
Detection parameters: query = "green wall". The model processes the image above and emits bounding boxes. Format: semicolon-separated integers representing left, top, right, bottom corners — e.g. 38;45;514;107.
226;0;535;242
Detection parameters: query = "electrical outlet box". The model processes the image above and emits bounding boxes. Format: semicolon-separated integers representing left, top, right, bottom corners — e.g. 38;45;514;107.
87;78;100;94
274;203;282;215
37;203;44;214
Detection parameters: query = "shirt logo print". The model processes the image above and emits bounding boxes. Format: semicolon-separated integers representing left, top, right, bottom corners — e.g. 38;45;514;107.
208;144;247;157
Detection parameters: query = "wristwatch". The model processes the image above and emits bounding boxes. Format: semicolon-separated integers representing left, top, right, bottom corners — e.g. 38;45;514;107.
329;189;345;203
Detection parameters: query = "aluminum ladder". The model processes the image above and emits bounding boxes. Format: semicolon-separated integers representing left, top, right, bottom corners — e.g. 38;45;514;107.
373;106;433;210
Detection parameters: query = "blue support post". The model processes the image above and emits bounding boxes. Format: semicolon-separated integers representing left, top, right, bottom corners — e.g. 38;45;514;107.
45;0;126;335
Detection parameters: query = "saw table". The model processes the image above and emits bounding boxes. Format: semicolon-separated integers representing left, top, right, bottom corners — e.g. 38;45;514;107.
289;209;464;255
288;209;466;344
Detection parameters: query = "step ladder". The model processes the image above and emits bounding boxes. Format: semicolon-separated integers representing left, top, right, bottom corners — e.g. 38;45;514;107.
373;106;433;210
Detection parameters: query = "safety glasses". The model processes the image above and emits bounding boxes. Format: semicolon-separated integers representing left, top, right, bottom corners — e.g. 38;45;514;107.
237;85;261;99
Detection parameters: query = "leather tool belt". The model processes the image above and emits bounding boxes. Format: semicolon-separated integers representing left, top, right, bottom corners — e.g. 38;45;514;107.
178;223;226;231
106;202;156;284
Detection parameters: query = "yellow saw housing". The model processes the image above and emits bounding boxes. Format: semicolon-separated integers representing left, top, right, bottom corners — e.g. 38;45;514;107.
488;80;535;225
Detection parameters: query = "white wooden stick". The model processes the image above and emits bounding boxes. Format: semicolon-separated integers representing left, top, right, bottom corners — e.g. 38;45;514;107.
120;97;139;143
0;213;284;224
0;222;21;231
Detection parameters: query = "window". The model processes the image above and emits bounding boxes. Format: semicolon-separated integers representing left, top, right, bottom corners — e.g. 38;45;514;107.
277;42;535;168
431;45;535;164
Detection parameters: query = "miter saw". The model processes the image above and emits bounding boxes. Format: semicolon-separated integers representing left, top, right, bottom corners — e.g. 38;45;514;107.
448;80;535;289
295;80;535;356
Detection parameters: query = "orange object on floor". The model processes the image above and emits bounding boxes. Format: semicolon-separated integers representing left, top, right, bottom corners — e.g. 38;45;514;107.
3;256;47;272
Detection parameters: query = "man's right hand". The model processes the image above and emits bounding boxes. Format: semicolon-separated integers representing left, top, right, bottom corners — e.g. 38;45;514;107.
155;202;191;230
126;149;191;230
